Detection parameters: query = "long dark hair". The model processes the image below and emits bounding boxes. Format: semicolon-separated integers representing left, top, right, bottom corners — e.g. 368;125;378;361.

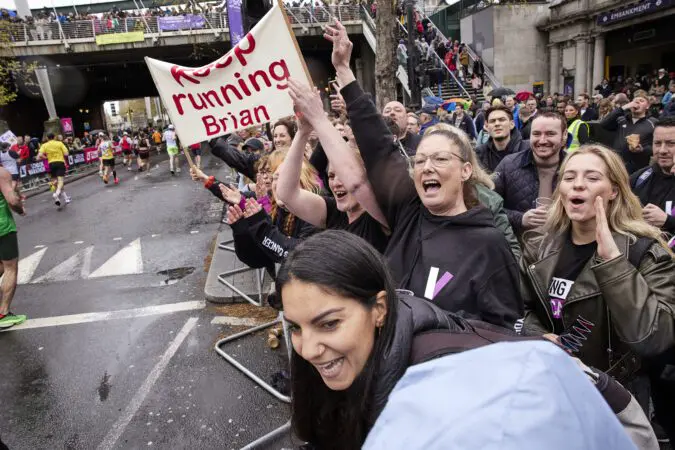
275;230;399;449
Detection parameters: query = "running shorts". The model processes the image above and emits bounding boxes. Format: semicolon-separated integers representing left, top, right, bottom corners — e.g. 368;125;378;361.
49;162;66;177
191;147;202;156
123;150;132;156
102;159;115;168
11;174;19;182
0;232;19;261
167;146;179;156
138;150;150;160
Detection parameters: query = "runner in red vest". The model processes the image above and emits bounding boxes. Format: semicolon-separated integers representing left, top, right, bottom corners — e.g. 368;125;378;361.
189;142;202;170
121;132;133;171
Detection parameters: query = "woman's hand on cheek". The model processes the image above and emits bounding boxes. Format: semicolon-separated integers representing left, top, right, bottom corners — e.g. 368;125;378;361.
594;196;621;260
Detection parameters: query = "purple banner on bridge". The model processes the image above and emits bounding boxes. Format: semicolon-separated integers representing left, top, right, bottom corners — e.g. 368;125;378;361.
158;15;206;31
226;0;245;45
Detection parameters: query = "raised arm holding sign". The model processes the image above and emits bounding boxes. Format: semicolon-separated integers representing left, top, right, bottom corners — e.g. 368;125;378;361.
145;0;312;146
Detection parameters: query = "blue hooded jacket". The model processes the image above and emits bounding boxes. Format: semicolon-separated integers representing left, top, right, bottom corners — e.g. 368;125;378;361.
363;341;637;450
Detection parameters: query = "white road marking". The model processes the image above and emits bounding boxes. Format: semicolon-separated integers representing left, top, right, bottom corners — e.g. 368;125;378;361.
2;301;205;332
17;248;48;285
210;316;261;327
32;246;94;283
97;317;198;450
151;234;160;238
89;239;143;278
74;241;84;245
190;230;199;234
113;237;122;241
34;245;46;249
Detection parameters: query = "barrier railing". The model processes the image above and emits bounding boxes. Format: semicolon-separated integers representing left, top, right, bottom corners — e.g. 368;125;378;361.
2;5;361;46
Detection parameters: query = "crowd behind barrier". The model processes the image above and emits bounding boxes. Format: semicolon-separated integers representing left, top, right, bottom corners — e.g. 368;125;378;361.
0;4;362;44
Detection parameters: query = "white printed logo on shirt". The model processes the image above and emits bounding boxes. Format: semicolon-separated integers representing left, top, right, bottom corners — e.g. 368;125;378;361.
548;277;574;319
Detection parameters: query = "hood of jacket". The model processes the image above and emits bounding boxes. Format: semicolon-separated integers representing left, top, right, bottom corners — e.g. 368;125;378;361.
420;204;496;236
370;294;468;420
363;341;638;450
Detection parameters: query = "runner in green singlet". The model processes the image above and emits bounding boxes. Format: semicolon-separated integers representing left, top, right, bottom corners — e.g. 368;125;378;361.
0;166;27;329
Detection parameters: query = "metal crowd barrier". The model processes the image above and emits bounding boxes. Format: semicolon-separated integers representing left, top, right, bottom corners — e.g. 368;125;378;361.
213;239;292;448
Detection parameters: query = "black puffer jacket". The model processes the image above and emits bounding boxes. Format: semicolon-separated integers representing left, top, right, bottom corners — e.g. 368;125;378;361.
493;148;565;234
371;294;471;418
475;127;529;173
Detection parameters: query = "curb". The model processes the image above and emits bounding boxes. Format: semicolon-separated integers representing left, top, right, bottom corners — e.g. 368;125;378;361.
204;228;272;304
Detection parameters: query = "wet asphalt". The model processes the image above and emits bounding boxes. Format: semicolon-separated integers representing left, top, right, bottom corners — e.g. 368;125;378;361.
0;153;293;449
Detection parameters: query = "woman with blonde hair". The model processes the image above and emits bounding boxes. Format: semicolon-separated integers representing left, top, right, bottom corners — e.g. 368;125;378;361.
521;144;675;380
276;79;391;253
424;122;520;259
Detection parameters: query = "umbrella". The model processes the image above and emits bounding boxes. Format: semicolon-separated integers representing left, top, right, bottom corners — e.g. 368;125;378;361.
487;87;515;98
443;98;469;105
515;91;534;102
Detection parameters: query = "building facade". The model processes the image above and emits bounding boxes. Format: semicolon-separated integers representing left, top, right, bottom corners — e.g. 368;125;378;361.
541;0;674;96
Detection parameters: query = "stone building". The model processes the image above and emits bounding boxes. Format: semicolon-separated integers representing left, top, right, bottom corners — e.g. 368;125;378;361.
540;0;674;97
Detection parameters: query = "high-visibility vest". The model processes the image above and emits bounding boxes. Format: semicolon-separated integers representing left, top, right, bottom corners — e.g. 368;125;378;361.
566;119;588;152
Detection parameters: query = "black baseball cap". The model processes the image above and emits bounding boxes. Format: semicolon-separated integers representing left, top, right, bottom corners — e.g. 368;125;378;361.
242;138;264;152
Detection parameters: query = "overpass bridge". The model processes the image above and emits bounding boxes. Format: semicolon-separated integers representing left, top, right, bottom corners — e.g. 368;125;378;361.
1;5;363;57
0;4;388;136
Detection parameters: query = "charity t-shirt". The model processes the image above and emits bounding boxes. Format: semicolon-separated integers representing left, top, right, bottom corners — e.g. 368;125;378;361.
163;130;177;147
39;140;68;163
548;236;597;334
99;141;114;160
323;196;389;254
152;132;161;144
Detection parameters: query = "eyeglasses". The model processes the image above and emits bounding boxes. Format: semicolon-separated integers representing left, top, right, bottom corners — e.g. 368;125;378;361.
409;151;466;170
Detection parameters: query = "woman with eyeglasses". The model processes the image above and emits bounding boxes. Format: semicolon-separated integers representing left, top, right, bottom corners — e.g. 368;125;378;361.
324;22;522;328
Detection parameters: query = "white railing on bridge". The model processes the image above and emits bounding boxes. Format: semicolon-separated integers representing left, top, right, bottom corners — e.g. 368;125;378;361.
1;5;361;47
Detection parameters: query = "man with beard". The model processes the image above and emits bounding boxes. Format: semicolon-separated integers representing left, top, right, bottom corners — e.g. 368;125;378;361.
630;116;675;237
493;113;567;235
600;89;656;174
475;106;529;173
382;100;421;155
632;119;675;445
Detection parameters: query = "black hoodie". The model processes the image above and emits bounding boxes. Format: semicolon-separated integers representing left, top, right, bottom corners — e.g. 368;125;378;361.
341;80;523;328
475;127;529;173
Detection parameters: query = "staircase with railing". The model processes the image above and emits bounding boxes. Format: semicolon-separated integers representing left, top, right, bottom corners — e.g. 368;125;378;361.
416;7;502;90
361;6;475;104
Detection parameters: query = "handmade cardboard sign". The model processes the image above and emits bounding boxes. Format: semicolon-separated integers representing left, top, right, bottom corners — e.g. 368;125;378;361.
145;0;311;145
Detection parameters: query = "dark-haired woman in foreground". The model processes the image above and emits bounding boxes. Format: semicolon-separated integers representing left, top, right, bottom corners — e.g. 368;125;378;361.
278;230;656;450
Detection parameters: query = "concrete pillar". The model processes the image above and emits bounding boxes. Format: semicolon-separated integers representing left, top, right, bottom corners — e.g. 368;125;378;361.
586;39;594;94
144;97;152;123
574;37;588;96
549;43;560;95
355;58;364;88
592;33;605;91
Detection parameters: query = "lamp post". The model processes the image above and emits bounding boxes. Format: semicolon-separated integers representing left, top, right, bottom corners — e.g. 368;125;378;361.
405;0;420;109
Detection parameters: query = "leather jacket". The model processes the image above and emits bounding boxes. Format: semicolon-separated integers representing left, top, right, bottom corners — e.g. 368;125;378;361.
521;231;675;381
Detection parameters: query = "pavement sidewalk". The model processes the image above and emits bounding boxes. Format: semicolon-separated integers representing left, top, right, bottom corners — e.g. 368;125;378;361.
204;227;274;304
